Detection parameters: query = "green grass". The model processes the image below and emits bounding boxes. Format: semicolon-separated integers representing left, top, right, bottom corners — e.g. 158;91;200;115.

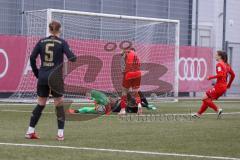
0;101;240;160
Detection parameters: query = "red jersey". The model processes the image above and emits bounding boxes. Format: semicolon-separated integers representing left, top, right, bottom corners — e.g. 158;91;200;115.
206;62;235;100
208;61;235;88
121;50;141;80
121;51;140;73
216;61;227;85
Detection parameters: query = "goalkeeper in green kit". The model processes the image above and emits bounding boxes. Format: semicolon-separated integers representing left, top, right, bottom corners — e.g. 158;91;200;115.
68;90;156;115
68;90;111;114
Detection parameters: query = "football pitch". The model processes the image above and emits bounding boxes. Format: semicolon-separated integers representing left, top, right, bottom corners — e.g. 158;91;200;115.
0;100;240;160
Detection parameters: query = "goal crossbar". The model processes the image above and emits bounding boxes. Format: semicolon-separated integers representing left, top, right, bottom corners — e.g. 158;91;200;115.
24;8;180;24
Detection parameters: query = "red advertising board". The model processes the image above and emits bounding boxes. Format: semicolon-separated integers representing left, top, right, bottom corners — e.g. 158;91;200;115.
0;35;213;93
0;35;27;92
179;46;213;92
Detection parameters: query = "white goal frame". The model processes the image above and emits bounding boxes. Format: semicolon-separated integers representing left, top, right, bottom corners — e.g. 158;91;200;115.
22;8;180;102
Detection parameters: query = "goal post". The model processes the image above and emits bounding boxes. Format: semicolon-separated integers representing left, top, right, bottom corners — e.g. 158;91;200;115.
174;19;180;100
9;8;180;103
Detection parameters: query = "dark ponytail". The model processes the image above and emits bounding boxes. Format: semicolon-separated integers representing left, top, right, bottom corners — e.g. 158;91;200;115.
217;50;228;64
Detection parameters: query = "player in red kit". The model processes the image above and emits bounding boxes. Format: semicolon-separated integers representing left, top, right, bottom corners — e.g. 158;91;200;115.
118;48;142;115
192;50;235;118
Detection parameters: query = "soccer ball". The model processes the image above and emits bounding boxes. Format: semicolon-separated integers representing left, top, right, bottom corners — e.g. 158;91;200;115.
95;104;106;114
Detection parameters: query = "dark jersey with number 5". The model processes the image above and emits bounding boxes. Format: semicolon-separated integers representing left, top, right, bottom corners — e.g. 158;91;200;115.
30;35;76;85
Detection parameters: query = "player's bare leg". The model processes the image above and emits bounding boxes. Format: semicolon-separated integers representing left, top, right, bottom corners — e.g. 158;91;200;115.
25;97;47;139
54;97;65;141
118;87;128;115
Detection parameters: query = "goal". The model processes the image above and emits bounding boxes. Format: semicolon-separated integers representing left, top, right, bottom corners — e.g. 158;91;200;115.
9;8;180;103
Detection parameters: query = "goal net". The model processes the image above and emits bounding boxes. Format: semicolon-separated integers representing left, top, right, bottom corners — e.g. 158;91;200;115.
9;9;180;103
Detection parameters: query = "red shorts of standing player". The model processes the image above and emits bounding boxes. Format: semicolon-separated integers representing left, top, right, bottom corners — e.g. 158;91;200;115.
122;72;141;89
192;50;235;118
119;47;142;115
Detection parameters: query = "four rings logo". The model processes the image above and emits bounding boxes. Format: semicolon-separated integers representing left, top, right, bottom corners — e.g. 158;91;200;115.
178;57;207;81
0;48;9;78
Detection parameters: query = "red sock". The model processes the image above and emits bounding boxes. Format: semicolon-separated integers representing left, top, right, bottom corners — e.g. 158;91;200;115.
204;98;218;112
120;96;127;109
197;101;208;115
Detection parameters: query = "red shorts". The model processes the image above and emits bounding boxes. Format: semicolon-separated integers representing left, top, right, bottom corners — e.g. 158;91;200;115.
122;73;141;89
206;84;227;100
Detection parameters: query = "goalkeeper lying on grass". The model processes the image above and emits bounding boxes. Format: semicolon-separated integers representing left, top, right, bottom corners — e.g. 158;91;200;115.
68;90;156;115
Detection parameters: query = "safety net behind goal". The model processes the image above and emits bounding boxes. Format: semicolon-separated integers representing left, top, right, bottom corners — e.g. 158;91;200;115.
9;9;179;103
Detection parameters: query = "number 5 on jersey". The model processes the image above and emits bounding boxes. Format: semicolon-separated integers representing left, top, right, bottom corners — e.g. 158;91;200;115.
45;43;54;62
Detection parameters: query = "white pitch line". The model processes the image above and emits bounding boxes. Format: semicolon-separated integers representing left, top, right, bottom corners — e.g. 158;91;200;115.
0;103;102;106
0;100;240;106
179;99;240;103
1;109;240;116
0;103;35;106
202;112;240;115
0;109;54;114
0;142;239;160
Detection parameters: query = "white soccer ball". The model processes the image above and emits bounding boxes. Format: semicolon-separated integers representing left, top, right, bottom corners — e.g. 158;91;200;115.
95;104;106;114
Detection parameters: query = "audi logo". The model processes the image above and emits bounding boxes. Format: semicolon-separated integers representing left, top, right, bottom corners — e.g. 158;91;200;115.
0;48;9;78
178;57;207;81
